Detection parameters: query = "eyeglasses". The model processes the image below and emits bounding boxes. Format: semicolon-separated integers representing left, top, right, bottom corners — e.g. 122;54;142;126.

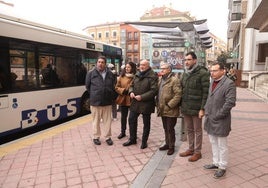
210;69;220;73
184;59;193;61
160;67;169;70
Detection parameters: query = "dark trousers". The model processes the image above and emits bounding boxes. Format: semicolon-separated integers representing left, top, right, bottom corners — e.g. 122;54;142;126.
120;106;129;134
161;117;177;149
112;102;117;119
128;111;151;144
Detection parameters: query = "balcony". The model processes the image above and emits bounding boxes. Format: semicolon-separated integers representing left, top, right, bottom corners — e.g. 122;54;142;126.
126;37;139;41
227;21;240;39
230;13;242;21
246;0;268;32
227;10;241;40
126;49;139;53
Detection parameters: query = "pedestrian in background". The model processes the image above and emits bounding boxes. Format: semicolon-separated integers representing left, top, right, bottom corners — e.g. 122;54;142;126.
107;63;118;121
227;67;237;82
115;62;136;139
203;62;236;178
85;56;117;146
123;59;158;149
179;51;210;162
157;62;181;155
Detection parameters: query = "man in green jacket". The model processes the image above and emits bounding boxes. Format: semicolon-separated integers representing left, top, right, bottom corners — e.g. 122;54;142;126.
179;52;210;162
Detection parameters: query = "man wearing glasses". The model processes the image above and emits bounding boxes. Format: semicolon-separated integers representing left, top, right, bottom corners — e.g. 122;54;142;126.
179;51;210;162
203;62;236;178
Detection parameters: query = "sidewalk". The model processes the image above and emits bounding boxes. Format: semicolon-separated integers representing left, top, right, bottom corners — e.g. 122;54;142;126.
161;88;268;188
0;88;267;188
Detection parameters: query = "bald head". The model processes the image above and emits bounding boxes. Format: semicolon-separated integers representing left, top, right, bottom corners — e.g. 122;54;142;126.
139;59;150;72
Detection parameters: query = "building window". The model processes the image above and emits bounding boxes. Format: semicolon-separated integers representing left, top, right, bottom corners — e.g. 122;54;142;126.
127;43;132;51
128;32;132;40
144;49;149;59
164;8;170;16
258;43;268;63
134;32;139;40
98;32;102;39
127;56;132;62
105;32;109;38
113;31;117;38
134;56;139;63
90;33;95;38
134;43;138;51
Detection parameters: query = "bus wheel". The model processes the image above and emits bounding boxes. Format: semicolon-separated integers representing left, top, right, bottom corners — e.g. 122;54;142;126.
81;97;91;114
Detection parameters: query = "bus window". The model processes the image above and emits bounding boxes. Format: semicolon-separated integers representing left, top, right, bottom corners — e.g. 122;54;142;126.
10;50;38;91
40;56;60;87
56;56;76;86
0;65;8;92
77;63;87;84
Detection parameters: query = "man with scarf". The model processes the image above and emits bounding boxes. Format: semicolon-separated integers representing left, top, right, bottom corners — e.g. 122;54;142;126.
179;52;210;162
123;59;158;149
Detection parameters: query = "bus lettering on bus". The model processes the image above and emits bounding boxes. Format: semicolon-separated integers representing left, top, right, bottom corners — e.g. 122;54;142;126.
20;98;80;128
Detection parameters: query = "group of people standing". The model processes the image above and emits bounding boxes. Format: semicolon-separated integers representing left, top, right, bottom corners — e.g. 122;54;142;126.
85;52;236;179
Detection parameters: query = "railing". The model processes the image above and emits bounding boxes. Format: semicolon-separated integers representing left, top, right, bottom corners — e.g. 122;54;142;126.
251;72;268;91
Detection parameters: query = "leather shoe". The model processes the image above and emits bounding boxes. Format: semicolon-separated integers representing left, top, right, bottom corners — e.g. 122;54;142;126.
204;164;218;170
93;138;101;145
140;143;147;149
159;144;169;151
167;148;174;155
214;169;226;179
179;150;193;157
117;133;126;139
123;140;136;146
106;138;113;146
188;153;202;162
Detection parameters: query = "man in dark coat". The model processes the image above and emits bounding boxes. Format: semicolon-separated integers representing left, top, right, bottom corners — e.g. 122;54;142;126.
123;59;158;149
85;56;117;146
203;62;236;179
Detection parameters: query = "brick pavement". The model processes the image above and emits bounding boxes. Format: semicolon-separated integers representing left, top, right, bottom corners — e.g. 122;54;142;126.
0;88;267;188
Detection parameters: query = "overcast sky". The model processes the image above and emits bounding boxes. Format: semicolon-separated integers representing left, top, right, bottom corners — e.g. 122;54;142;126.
1;0;228;41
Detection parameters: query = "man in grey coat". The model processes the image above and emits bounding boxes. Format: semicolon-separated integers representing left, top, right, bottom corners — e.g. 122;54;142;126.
203;62;236;179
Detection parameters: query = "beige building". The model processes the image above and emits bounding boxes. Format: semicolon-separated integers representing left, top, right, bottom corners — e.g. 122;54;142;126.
84;22;140;63
206;33;227;64
84;23;121;47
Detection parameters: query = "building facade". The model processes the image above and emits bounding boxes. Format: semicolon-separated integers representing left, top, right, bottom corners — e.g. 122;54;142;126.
206;32;227;64
228;0;268;88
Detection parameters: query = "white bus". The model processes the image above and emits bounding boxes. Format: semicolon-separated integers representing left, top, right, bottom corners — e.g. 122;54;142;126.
0;14;122;139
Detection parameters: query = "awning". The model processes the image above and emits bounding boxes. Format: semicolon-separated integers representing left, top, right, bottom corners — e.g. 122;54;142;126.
126;19;207;32
193;21;209;34
126;20;212;49
246;0;268;32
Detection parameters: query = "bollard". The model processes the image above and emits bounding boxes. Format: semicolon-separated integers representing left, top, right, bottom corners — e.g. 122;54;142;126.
179;115;187;142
